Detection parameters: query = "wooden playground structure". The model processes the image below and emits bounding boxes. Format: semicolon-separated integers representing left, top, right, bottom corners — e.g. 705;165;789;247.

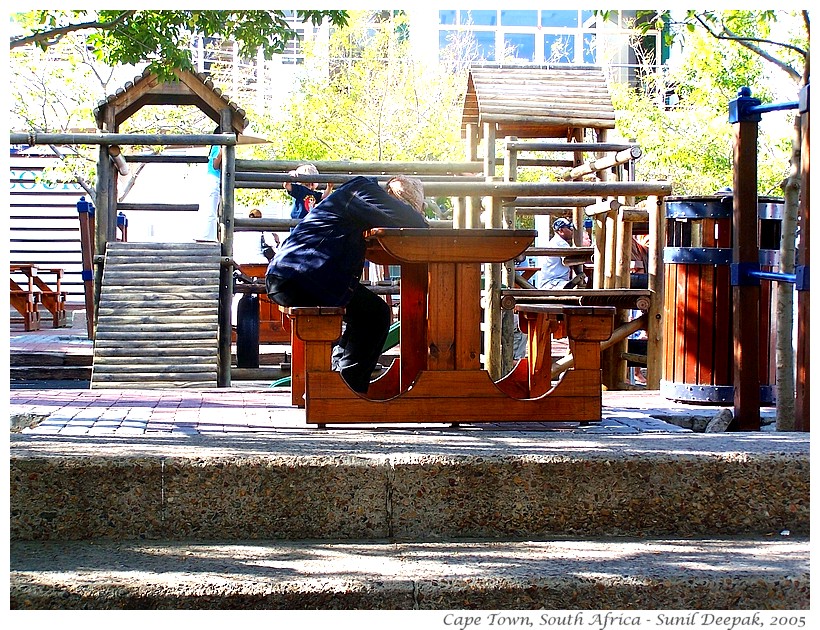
8;65;809;431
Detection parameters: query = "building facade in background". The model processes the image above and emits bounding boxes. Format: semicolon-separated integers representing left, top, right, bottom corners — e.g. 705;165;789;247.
192;9;668;117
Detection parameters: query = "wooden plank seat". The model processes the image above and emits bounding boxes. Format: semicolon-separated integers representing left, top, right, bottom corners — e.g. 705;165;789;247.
10;264;68;328
500;288;652;311
282;306;346;408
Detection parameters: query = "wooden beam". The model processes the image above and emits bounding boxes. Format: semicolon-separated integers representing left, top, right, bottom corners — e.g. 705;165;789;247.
732;119;762;430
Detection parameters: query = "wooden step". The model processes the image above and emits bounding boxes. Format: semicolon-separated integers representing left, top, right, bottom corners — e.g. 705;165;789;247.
93;347;216;358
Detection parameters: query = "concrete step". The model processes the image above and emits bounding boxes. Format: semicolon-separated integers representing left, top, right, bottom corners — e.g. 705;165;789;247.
11;432;809;542
9;536;809;610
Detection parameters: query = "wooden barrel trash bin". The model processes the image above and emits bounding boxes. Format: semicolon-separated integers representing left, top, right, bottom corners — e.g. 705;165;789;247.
661;195;782;404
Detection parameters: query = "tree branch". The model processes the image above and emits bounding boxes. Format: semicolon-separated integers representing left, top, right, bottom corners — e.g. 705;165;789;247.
10;11;135;50
694;14;805;83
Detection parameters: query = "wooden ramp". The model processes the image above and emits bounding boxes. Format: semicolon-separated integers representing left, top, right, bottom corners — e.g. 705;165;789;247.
91;242;221;389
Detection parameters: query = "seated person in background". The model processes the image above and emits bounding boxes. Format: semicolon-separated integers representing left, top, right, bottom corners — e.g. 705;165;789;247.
266;175;428;394
247;208;280;261
631;234;649;274
284;164;333;222
533;217;587;289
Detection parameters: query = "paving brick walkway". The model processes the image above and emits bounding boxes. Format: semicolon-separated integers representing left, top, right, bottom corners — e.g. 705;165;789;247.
9;322;776;436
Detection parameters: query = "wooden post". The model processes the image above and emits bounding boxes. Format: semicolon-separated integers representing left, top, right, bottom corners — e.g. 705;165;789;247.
218;117;235;388
484;194;503;379
592;131;609;290
795;86;810;431
502;137;518;375
569;128;585;248
453;197;466;229
92;139;111;339
646;195;665;389
730;88;762;430
483;122;496;183
460;122;478;230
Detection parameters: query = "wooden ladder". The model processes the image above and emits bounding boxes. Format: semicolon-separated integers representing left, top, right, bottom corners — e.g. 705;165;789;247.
91;242;222;389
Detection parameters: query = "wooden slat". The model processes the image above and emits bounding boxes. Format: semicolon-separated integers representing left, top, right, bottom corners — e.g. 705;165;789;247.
427;262;456;370
455;262;481;370
305;370;602;424
93;347;216;358
92;367;217;378
399;262;428;389
93;338;216;348
93;361;216;373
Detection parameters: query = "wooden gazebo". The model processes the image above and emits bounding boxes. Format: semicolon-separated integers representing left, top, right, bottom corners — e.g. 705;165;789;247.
86;68;249;388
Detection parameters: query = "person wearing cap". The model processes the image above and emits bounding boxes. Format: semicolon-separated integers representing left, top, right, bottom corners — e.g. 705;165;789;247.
266;175;428;394
533;217;587;290
284;164;333;222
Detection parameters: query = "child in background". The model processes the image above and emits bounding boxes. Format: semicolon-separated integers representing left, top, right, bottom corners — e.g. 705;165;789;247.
284;164;332;221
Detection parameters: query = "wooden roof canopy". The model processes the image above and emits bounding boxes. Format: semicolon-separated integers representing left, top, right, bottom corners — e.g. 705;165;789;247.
461;64;616;140
93;67;247;134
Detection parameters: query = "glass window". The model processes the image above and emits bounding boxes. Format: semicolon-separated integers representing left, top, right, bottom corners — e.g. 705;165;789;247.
540;10;578;28
504;33;535;62
543;34;574;63
500;10;537;27
461;10;497;26
439;29;457;50
473;30;496;60
583;33;597;64
439;10;456;26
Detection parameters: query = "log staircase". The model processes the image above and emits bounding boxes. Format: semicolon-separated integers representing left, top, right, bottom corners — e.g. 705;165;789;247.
91;242;221;389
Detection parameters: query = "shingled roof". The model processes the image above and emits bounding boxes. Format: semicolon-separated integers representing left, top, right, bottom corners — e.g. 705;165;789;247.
93;67;248;133
461;64;616;140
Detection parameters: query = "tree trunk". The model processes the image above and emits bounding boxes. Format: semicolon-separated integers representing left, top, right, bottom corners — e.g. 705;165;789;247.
775;114;801;431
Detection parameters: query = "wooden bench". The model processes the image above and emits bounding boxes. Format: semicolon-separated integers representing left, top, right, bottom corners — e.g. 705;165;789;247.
10;277;41;331
234;264;291;344
282;306;345;408
511;305;616;398
10;264;68;329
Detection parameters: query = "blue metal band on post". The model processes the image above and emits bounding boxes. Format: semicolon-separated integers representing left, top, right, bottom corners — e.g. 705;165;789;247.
731;262;761;286
795;265;810;291
664;247;732;265
81;269;93;281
